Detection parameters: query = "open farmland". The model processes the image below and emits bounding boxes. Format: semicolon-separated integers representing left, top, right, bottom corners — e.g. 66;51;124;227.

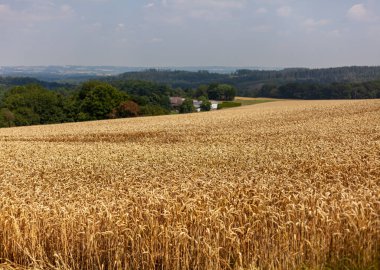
234;97;281;106
0;100;379;270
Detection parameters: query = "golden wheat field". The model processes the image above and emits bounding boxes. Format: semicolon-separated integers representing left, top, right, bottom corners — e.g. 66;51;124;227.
0;100;379;270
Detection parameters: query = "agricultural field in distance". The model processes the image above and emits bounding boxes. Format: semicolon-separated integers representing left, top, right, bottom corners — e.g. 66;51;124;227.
0;100;379;270
234;96;281;106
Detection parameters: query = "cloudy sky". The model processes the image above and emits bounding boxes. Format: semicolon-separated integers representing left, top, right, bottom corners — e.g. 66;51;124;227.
0;0;379;67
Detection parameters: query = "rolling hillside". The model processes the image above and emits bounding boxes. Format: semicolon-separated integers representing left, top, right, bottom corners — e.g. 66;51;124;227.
0;100;379;269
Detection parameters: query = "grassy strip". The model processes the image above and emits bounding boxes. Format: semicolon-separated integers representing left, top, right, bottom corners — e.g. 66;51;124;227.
234;98;279;106
217;101;242;109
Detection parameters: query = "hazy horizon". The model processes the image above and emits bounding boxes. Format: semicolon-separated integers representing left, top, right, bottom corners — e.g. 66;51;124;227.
2;64;380;69
1;0;379;67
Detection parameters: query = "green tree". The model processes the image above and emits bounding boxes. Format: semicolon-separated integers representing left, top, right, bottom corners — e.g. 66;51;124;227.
199;96;211;111
207;83;221;100
195;85;209;99
2;84;66;126
140;104;169;116
109;101;140;118
206;84;236;101
0;108;15;127
217;84;237;101
179;98;195;114
76;81;127;120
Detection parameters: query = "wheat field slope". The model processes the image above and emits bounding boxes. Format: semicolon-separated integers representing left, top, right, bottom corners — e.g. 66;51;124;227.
0;100;379;270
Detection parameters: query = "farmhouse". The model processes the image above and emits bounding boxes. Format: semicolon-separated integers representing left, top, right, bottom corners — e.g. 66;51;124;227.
170;96;185;108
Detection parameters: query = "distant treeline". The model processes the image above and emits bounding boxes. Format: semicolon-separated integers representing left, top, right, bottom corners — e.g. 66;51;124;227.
233;66;380;84
0;76;71;91
2;65;380;98
0;79;236;128
111;66;380;97
257;81;380;99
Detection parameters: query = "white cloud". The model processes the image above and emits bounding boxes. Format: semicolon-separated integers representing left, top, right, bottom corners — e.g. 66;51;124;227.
115;23;125;31
302;18;330;33
0;2;74;23
276;6;292;17
144;3;155;9
304;18;330;28
60;5;74;15
347;4;370;22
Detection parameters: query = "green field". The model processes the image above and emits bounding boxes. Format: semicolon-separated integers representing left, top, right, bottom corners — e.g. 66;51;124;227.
234;98;280;106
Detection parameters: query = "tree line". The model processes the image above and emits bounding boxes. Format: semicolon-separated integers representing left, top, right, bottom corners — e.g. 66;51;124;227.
257;81;380;99
110;66;380;97
0;80;237;128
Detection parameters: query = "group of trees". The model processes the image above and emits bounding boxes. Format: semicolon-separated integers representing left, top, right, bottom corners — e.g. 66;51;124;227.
179;98;196;114
0;81;172;128
0;79;237;128
193;84;236;101
109;66;380;97
257;81;380;99
114;69;226;90
0;84;66;126
233;66;380;84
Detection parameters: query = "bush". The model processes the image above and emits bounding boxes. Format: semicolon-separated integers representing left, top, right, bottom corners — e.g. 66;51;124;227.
108;101;140;118
140;104;170;116
199;96;211;111
0;108;15;127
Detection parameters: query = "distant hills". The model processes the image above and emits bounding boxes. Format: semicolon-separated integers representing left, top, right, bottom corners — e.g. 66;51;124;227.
108;66;380;97
0;66;147;82
0;65;278;82
0;76;71;89
1;65;380;98
0;65;379;129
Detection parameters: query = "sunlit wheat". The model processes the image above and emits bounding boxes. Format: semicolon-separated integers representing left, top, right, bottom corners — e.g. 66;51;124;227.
0;100;379;269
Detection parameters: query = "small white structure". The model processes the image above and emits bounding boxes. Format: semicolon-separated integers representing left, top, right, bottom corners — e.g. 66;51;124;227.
210;100;219;110
193;100;202;112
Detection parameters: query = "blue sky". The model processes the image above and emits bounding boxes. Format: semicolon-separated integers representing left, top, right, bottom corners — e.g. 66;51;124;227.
0;0;379;67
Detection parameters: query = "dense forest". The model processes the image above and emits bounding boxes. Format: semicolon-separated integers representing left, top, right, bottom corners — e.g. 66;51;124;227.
257;81;380;99
0;80;236;128
0;76;71;91
110;66;380;96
